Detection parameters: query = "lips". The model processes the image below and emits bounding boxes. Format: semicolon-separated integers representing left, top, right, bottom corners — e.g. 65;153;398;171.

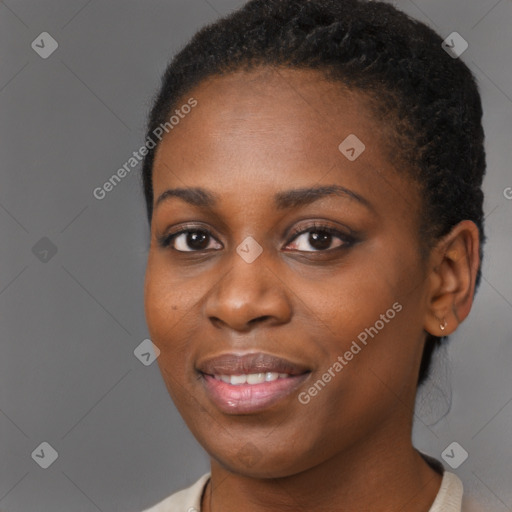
197;352;310;377
196;352;311;414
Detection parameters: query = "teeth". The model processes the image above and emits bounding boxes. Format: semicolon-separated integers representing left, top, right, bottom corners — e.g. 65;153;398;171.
247;373;266;384
230;374;247;385
213;372;292;385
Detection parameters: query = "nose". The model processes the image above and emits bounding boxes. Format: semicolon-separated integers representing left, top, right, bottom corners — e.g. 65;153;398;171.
203;247;293;332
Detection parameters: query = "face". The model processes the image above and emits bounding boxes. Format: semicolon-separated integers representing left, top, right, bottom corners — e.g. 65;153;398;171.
144;67;432;478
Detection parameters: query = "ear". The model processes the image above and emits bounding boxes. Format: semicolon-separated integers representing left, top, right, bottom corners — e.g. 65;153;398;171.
424;220;481;337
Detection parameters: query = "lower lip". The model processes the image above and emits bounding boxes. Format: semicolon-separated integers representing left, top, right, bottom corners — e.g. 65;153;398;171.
201;373;310;414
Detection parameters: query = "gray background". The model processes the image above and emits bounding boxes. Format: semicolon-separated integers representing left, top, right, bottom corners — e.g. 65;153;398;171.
0;0;511;510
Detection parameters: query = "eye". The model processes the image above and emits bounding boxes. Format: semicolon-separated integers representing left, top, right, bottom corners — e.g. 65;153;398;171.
157;222;355;253
158;227;222;252
285;223;355;252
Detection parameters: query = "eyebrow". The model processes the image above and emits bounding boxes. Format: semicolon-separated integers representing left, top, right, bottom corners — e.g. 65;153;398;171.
154;184;373;212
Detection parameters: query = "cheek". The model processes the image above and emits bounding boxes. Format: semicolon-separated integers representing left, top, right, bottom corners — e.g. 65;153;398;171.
144;270;197;414
144;267;171;345
298;258;396;334
300;244;424;390
144;258;192;370
144;254;197;334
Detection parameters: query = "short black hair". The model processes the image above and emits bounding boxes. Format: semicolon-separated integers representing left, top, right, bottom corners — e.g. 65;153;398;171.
141;0;486;386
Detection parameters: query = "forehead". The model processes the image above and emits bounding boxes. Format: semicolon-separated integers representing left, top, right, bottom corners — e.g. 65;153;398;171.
152;67;418;217
157;67;380;160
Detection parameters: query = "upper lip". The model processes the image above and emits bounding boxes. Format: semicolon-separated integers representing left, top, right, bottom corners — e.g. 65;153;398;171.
197;352;310;376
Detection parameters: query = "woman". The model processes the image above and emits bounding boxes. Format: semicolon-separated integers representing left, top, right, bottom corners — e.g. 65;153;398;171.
139;0;486;510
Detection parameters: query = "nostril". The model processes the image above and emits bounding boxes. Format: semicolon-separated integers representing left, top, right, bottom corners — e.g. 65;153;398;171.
209;317;224;329
249;315;271;324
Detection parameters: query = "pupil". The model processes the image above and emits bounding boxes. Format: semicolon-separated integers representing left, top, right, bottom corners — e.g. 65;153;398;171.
310;231;331;250
188;231;209;249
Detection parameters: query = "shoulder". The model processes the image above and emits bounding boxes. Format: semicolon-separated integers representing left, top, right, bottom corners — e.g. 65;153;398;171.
138;468;488;512
420;452;486;512
428;470;486;511
419;451;464;512
140;473;211;512
429;471;464;512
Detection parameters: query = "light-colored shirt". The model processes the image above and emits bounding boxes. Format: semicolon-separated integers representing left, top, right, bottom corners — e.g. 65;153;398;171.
141;469;470;512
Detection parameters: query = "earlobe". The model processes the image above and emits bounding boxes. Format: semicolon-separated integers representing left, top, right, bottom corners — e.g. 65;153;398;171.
425;315;448;337
424;220;480;337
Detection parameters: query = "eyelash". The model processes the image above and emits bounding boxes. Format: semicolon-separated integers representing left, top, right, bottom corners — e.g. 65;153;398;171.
157;221;356;253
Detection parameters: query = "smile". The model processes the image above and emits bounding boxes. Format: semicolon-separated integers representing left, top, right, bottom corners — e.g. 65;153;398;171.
201;372;310;414
197;352;311;414
212;372;291;385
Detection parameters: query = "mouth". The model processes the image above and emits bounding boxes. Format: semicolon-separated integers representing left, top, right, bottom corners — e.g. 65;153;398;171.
196;352;311;414
211;372;296;385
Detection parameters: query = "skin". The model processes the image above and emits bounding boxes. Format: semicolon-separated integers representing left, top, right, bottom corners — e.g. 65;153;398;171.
144;67;480;512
